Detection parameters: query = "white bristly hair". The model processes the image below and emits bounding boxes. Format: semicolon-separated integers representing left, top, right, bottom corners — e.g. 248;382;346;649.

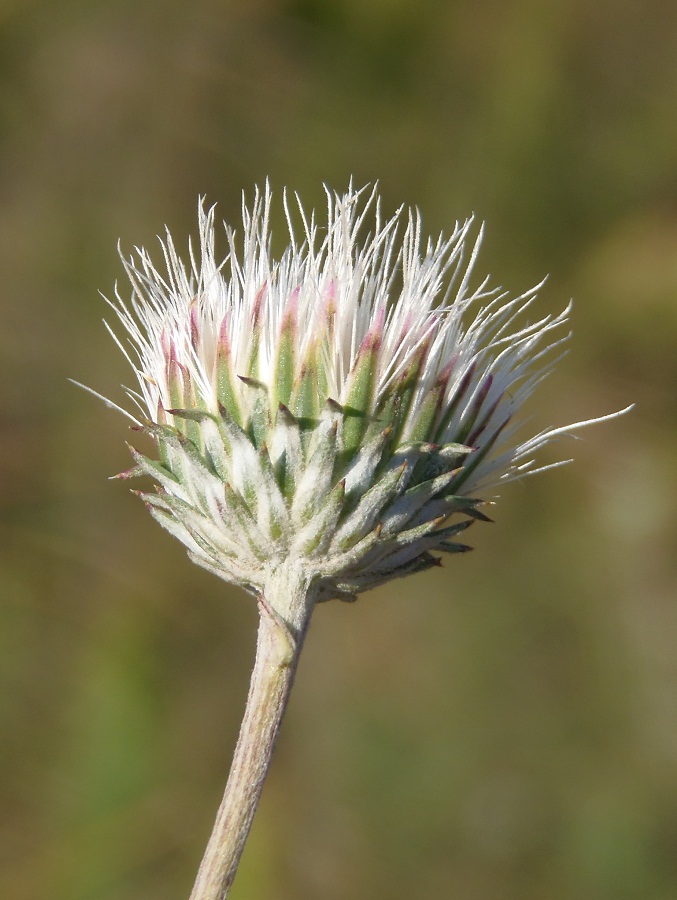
89;185;629;495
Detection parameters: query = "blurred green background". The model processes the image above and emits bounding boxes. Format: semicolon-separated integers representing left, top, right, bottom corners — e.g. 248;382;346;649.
1;1;675;898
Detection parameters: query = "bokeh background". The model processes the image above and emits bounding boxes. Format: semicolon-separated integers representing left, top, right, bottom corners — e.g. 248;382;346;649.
1;1;675;898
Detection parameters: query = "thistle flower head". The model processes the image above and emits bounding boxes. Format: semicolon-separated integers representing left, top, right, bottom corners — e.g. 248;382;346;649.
93;186;622;602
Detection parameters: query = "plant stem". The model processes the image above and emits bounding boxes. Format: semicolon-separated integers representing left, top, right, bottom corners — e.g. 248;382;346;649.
189;564;317;900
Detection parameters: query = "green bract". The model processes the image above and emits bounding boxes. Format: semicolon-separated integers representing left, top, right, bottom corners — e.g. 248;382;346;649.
96;185;613;600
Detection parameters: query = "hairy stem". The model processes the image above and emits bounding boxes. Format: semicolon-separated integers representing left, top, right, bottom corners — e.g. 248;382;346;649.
189;565;316;899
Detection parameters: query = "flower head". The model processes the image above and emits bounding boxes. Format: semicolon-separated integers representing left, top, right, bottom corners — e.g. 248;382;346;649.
92;186;622;602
